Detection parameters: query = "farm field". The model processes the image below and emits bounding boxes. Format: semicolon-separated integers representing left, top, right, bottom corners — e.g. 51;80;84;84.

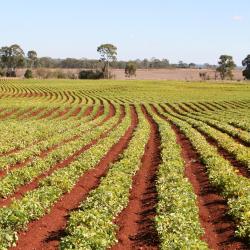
0;79;249;250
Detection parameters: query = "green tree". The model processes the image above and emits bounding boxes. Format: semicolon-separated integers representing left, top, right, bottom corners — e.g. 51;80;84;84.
97;44;117;78
27;50;38;68
24;69;33;78
0;44;25;76
242;55;250;80
125;62;137;78
216;55;236;80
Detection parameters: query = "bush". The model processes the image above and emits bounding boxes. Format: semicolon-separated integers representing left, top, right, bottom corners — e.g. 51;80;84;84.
243;68;250;80
125;62;137;78
6;70;16;77
0;69;5;77
24;69;33;79
78;70;104;79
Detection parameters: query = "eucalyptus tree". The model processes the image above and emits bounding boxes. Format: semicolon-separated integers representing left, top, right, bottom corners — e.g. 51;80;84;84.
97;44;117;78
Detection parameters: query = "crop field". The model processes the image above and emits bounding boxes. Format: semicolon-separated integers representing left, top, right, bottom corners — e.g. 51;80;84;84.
0;79;249;250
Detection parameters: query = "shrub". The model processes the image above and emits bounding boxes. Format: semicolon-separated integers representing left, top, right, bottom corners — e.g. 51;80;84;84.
24;69;33;79
0;69;5;77
243;68;250;80
78;70;104;79
6;70;16;77
125;62;137;78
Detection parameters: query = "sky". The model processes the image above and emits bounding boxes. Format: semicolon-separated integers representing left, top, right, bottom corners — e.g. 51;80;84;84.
0;0;249;65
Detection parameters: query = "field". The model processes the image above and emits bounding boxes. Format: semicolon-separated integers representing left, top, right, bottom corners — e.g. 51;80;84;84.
16;68;244;81
0;79;249;250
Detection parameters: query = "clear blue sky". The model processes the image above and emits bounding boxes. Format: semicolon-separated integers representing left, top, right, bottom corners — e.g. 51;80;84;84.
1;0;249;65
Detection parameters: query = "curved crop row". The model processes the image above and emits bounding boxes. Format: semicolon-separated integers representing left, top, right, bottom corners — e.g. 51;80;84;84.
0;105;120;198
157;106;250;243
60;106;149;249
0;105;132;249
146;105;208;249
162;104;250;170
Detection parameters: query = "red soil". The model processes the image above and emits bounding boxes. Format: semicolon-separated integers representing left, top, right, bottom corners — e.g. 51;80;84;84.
22;108;46;119
153;105;248;250
0;104;117;207
52;107;72;119
15;107;34;119
39;108;60;119
196;130;250;178
0;108;19;119
10;106;138;250
112;105;161;250
68;106;81;118
0;104;111;177
164;104;250;147
93;105;104;120
81;105;93;118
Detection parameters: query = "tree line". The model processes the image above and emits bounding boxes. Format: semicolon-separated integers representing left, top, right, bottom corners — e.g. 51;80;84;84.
0;43;250;80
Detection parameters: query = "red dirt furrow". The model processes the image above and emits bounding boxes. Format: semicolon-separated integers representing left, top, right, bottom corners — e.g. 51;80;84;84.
112;105;161;250
152;105;248;250
163;104;250;148
39;108;60;119
81;105;93;119
9;106;137;250
0;108;19;119
0;104;113;179
15;108;34;119
201;123;250;148
196;130;250;178
0;103;118;207
52;107;72;119
93;105;104;120
68;107;81;118
20;108;46;120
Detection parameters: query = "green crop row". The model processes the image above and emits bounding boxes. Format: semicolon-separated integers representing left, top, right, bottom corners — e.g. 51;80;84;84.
171;104;250;144
0;103;109;172
157;106;250;243
162;104;250;169
0;105;132;249
0;104;120;198
60;106;149;249
146;106;209;249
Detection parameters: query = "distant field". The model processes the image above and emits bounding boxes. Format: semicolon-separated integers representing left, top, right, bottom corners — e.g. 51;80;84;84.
0;79;249;249
16;68;245;81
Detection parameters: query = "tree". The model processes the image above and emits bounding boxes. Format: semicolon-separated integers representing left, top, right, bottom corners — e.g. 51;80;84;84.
216;55;236;80
97;44;117;78
0;44;25;76
125;62;137;78
27;50;38;68
242;55;250;80
24;69;33;78
189;63;196;68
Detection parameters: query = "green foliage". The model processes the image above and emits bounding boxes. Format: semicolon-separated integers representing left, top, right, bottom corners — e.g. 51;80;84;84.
0;44;25;74
24;69;33;79
78;70;104;79
148;106;208;249
216;55;236;80
6;70;16;77
97;44;117;62
0;68;6;77
27;50;38;68
243;68;250;80
125;62;137;78
242;55;250;80
60;107;150;249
